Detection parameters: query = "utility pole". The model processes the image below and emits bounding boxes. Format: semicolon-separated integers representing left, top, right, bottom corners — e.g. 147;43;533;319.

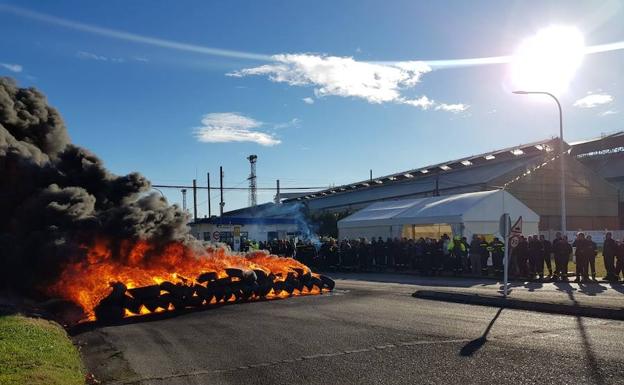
247;155;258;207
192;179;197;222
369;169;373;182
219;166;224;216
207;172;211;217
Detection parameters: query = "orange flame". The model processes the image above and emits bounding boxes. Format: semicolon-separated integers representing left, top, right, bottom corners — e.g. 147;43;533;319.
47;238;324;322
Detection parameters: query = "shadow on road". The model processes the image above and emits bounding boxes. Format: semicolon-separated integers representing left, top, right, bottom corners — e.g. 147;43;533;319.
497;280;544;295
608;282;624;296
554;282;606;385
459;307;503;357
578;283;607;296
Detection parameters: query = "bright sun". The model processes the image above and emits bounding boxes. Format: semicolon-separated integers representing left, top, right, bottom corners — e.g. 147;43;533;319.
511;26;585;95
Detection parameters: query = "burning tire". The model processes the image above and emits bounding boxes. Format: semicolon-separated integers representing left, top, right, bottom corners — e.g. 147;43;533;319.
91;271;335;323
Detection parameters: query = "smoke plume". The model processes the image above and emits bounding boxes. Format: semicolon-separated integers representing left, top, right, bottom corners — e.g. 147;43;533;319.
0;77;192;291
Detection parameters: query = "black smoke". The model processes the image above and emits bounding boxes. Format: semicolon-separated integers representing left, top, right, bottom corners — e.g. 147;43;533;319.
0;77;192;291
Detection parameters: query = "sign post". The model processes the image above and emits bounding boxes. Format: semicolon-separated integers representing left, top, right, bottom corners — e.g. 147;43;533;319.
500;214;510;298
502;216;523;298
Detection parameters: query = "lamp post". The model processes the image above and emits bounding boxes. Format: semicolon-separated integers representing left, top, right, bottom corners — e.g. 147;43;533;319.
512;91;566;234
152;187;165;198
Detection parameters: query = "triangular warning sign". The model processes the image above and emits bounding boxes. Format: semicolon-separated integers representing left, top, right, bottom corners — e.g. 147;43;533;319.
511;216;522;234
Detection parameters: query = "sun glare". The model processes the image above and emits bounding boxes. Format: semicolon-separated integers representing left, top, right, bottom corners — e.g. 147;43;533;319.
511;26;585;95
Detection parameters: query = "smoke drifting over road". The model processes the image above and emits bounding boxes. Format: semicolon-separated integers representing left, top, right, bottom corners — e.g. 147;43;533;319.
0;77;192;291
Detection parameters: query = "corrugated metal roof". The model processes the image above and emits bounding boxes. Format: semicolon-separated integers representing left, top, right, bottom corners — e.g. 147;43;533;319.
570;131;624;155
304;152;552;211
286;137;560;205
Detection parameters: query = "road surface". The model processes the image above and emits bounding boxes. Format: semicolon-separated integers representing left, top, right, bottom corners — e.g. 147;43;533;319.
75;274;624;385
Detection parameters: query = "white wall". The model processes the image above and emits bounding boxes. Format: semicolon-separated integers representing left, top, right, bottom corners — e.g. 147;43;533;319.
189;222;300;242
339;225;401;241
464;220;539;239
340;220;540;241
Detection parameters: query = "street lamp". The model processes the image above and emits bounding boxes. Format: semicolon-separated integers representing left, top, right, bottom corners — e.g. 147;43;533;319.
152;187;165;198
512;90;566;234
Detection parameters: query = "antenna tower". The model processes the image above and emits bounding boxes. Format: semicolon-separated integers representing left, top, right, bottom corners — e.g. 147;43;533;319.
247;155;258;207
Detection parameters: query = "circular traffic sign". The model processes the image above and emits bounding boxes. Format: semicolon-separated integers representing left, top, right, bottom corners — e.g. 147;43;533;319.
212;231;220;241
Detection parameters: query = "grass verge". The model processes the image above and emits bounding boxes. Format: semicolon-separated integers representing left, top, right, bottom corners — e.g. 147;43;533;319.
0;314;84;385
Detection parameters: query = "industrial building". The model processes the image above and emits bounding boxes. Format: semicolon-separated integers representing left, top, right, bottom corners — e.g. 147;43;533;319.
188;132;624;242
283;133;624;232
189;216;302;250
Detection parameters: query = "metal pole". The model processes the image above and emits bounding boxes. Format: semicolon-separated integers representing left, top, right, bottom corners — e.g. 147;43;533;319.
554;96;567;235
192;179;197;221
152;187;165;198
503;215;509;298
207;172;211;217
275;179;281;204
219;166;224;216
512;91;566;234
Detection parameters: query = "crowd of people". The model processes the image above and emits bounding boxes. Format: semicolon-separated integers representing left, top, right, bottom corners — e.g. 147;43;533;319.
245;231;624;282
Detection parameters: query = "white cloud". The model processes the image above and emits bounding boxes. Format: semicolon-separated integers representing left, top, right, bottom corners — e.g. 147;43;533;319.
228;53;466;113
435;103;469;113
194;112;281;146
228;54;431;104
401;96;435;109
0;63;23;72
76;51;125;63
599;110;618;116
573;93;614;108
273;118;301;129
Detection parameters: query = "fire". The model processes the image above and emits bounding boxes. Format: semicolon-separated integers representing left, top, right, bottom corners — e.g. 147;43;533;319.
47;238;333;323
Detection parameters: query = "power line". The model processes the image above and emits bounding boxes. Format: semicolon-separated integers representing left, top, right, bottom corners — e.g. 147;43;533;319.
152;184;324;191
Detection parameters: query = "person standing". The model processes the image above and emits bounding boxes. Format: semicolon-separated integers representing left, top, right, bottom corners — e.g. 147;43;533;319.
469;235;482;275
490;237;505;276
516;236;530;278
479;236;491;276
572;232;590;283
540;235;553;278
603;232;618;281
433;238;445;275
553;235;571;280
586;235;598;281
447;236;466;275
528;235;544;280
615;239;624;281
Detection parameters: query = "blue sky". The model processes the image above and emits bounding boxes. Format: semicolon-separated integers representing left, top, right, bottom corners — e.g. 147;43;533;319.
1;0;623;215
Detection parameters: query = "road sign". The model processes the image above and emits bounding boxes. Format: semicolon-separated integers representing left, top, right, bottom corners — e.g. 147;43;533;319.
212;231;220;241
233;226;240;237
510;235;520;248
511;216;523;234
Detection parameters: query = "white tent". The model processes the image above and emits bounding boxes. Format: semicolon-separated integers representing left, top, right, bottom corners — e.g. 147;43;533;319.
337;190;539;240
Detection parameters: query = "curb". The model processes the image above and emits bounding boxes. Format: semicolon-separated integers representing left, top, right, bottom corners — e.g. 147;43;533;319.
412;290;624;320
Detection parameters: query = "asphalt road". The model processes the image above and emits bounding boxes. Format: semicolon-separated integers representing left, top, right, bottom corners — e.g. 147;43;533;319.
75;275;624;385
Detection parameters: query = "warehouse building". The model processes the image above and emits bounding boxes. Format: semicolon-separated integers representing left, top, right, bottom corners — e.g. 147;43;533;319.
283;134;623;232
189;216;302;250
194;133;624;242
